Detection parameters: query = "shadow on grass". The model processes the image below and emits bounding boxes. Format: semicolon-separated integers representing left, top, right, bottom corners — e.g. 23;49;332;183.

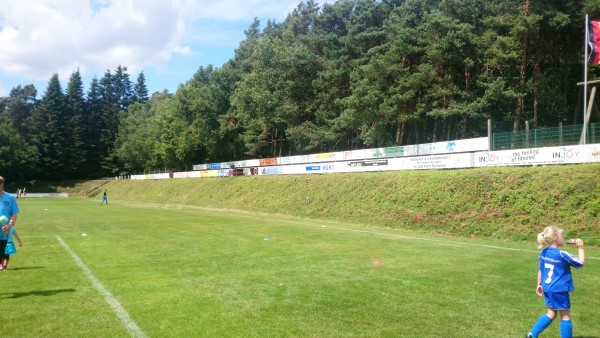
1;288;76;299
5;266;45;271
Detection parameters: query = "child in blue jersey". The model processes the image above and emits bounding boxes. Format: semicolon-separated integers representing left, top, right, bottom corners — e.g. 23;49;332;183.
1;226;22;270
0;176;19;268
526;225;585;338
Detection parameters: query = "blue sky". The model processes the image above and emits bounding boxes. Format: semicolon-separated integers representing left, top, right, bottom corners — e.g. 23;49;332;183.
0;0;329;97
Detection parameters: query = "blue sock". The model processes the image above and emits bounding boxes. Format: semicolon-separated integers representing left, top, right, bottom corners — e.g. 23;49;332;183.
530;314;553;337
560;319;572;338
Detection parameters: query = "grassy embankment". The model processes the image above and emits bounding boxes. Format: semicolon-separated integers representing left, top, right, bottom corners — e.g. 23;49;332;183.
38;163;600;245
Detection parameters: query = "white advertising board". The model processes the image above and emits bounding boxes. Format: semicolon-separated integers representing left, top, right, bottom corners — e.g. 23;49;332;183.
278;155;311;165
474;144;600;167
414;137;488;156
309;152;342;163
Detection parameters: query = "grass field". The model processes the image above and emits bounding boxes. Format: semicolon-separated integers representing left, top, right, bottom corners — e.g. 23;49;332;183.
1;198;599;337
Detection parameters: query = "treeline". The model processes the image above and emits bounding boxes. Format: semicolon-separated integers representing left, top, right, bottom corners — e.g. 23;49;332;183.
0;67;149;182
1;0;598;182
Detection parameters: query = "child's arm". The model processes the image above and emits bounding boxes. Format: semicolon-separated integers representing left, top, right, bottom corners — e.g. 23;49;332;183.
576;239;585;265
13;230;22;247
535;270;543;296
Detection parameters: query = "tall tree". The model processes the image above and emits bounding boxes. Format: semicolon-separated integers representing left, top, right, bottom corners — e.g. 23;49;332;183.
1;84;37;137
31;74;67;179
64;69;87;178
0;122;39;183
133;71;149;102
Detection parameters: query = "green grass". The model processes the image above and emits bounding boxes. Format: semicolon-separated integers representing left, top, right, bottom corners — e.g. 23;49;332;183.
2;198;599;337
64;163;599;245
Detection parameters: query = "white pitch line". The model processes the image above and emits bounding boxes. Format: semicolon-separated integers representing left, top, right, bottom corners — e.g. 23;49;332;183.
318;225;600;261
56;236;146;338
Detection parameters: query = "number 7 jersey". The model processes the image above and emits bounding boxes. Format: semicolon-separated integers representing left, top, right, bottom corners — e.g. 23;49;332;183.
539;247;583;292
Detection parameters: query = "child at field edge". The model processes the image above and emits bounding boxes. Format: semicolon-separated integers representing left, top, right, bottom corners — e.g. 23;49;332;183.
101;190;108;205
526;225;585;338
1;226;22;270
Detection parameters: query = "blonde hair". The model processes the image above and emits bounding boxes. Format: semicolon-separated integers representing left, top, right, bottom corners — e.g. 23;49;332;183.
537;225;563;249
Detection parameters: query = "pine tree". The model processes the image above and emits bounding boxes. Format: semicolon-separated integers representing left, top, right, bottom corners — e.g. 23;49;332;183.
133;71;149;102
64;69;87;178
31;74;67;180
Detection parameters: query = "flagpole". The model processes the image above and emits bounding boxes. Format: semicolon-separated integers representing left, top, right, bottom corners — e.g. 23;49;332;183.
584;15;589;145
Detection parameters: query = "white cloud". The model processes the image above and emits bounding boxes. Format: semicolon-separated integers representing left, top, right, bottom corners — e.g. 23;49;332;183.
0;0;186;81
0;0;329;93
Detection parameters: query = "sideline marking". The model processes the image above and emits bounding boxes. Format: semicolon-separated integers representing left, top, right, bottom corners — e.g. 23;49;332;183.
317;225;599;260
56;236;146;338
92;201;600;261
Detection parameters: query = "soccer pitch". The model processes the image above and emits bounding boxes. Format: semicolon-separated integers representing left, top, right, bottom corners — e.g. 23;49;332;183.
2;198;599;337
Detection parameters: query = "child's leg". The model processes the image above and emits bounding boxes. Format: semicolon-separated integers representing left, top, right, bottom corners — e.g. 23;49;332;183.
529;309;556;337
559;310;572;338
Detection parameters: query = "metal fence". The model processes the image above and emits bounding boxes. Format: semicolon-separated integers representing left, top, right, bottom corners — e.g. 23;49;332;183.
492;122;599;151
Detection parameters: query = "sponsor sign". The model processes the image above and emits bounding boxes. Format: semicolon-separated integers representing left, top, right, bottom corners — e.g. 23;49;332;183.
474;144;600;167
304;164;335;172
261;166;283;175
259;158;278;166
370;146;404;158
347;159;389;167
343;149;367;160
279;155;311;165
405;153;472;170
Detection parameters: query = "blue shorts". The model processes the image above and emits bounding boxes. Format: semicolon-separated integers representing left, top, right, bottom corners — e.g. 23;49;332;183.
543;292;571;310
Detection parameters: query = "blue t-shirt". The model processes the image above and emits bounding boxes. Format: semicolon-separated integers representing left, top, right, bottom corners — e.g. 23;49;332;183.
539;247;583;293
0;192;19;240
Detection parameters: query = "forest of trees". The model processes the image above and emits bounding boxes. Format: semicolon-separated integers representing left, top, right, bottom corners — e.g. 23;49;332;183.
1;0;599;183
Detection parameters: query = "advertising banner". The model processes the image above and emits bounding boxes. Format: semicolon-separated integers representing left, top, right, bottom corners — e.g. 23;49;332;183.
231;159;260;168
310;152;340;163
187;171;201;178
200;170;218;178
342;149;367;161
260;166;284;175
416;137;488;156
475;144;600;167
404;153;473;170
368;146;405;159
278;155;311;165
259;158;278;166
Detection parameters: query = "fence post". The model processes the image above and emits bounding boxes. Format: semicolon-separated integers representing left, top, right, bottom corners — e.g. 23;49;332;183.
487;119;492;151
525;121;530;148
559;122;563;146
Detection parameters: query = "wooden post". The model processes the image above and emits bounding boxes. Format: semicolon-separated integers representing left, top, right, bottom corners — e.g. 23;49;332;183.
580;86;596;144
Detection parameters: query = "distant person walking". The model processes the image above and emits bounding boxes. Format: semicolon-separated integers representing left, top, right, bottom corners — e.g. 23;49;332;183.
1;226;22;270
525;225;585;338
101;190;108;205
0;176;20;267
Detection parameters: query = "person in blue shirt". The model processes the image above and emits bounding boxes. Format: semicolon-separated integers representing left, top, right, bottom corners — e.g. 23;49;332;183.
526;225;585;338
0;176;20;270
101;189;108;205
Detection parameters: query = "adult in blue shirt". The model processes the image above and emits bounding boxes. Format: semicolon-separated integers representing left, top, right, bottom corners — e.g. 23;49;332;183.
0;176;20;270
526;225;585;338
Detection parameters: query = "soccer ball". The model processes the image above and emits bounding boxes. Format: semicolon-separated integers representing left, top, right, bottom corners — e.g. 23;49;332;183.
0;215;8;225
